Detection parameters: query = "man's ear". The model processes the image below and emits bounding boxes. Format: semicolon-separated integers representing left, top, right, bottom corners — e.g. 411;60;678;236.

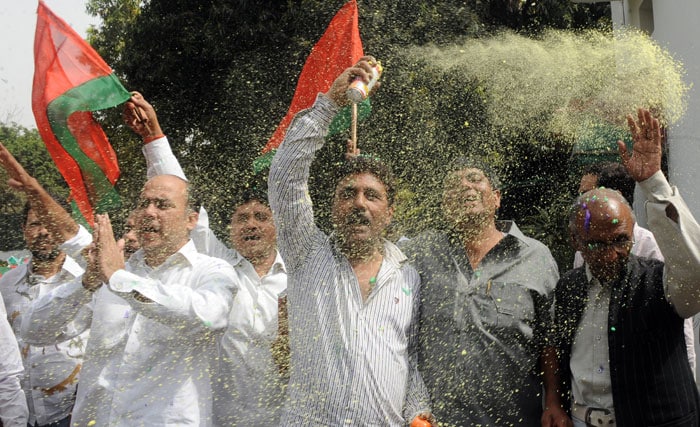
385;205;395;227
493;189;502;210
186;210;199;231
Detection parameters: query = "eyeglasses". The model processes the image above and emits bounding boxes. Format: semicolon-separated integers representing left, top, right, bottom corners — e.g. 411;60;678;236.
583;239;635;253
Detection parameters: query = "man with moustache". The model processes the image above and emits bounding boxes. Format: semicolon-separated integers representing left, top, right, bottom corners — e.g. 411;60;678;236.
401;156;559;426
116;210;140;260
541;109;700;427
268;57;432;426
123;92;288;426
21;168;239;425
0;143;91;427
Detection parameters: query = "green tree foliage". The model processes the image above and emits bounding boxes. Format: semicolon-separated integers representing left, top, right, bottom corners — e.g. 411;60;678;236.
85;0;609;268
0;123;68;250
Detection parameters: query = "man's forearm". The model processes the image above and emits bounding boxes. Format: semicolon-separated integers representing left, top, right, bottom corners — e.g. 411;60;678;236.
639;171;700;317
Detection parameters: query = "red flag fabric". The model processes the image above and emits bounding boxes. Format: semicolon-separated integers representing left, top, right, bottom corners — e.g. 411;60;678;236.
262;0;364;154
32;0;130;226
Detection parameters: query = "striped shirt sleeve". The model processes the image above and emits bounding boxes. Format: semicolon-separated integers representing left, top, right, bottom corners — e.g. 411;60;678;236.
268;94;339;270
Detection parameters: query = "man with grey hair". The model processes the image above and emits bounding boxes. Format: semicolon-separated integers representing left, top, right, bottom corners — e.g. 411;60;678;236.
573;161;696;377
401;155;559;426
542;108;700;427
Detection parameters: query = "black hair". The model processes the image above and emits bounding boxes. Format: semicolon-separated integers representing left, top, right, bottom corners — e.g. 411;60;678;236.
581;162;604;177
21;193;71;227
445;155;502;190
596;162;635;204
335;154;396;205
231;187;270;212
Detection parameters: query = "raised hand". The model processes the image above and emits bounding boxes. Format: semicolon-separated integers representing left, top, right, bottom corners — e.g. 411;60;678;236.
0;141;40;193
618;108;662;182
93;214;125;283
81;241;103;292
0;142;79;240
326;56;378;107
123;91;164;141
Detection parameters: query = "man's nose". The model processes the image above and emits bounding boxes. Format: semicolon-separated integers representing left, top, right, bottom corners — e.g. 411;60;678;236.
353;194;368;210
142;202;159;216
460;176;476;188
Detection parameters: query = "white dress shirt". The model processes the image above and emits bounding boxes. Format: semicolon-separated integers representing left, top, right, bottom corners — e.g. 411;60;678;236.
21;240;238;426
0;255;89;426
570;269;614;411
215;252;287;426
142;136;290;425
0;294;28;427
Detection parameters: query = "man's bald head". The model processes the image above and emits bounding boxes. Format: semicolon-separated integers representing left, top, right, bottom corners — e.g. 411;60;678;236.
134;174;199;266
570;188;635;282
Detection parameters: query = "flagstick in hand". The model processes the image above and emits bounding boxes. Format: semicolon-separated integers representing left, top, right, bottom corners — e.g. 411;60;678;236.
350;102;358;154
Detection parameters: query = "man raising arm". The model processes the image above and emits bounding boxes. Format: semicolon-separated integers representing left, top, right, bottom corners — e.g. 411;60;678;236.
268;57;432;426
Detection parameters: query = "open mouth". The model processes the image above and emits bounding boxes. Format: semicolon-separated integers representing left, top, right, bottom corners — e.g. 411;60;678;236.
243;235;261;241
139;225;160;235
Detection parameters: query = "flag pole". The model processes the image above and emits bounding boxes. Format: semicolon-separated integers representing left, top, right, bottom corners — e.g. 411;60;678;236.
350;102;358;153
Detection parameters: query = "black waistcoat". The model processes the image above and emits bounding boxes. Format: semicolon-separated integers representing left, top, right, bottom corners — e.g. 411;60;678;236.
554;256;699;426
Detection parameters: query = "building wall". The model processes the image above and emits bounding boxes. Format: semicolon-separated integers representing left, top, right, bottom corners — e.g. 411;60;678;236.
609;0;700;387
651;1;700;217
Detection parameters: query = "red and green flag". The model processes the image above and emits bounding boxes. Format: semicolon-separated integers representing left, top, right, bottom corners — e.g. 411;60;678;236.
254;0;369;173
32;0;130;226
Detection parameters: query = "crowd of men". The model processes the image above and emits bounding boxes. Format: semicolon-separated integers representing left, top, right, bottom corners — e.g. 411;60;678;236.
0;57;699;427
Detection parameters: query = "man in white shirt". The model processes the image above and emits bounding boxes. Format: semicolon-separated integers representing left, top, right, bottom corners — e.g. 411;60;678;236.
124;93;288;426
0;142;90;427
21;162;239;425
0;293;28;427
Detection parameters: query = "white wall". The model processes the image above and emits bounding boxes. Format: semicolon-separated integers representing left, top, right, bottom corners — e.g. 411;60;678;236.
608;0;700;387
649;0;700;387
651;1;700;218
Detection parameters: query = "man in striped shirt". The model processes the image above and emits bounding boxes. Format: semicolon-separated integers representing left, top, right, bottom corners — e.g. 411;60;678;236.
268;57;432;426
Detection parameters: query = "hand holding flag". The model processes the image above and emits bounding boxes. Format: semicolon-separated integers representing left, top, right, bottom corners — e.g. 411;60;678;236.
254;0;367;173
32;0;131;226
123;92;165;143
324;56;381;154
325;56;380;107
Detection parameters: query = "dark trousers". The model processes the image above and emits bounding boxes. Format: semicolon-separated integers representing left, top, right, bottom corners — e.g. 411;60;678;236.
29;415;71;427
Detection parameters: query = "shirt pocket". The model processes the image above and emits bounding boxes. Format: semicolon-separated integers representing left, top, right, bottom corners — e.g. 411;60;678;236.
478;281;535;330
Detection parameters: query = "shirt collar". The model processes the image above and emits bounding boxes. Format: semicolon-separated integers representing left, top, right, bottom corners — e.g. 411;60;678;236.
329;233;407;268
584;257;635;287
26;253;84;282
271;250;286;274
496;220;532;247
130;239;199;269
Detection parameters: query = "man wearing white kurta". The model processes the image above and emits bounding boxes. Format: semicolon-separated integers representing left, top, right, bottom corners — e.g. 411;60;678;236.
22;173;239;426
129;92;288;426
